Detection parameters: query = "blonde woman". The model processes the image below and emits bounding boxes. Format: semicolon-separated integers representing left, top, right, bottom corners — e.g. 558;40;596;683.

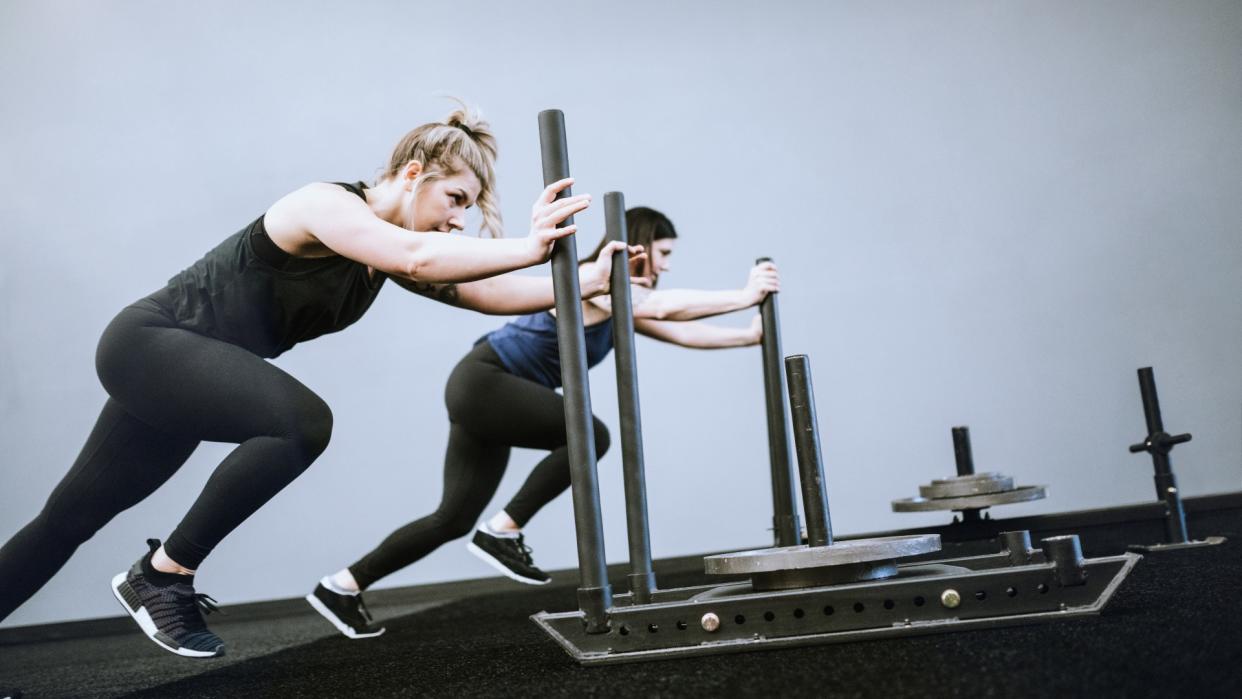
0;105;637;658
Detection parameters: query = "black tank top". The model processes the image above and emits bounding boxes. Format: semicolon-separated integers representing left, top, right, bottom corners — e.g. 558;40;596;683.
159;182;386;358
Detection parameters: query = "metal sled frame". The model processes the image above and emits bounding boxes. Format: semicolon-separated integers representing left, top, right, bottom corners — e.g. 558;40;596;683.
531;109;1139;666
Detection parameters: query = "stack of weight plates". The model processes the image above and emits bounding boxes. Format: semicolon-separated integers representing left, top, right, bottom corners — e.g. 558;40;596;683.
892;472;1046;513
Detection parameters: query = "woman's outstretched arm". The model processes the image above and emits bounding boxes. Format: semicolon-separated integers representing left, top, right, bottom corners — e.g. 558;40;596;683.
633;314;762;349
269;179;589;284
392;241;646;315
615;260;779;321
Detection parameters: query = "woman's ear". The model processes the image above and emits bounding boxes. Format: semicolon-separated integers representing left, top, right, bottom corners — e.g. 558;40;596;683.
402;160;424;187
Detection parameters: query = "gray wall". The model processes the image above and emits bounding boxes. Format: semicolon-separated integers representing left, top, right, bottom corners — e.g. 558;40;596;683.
2;0;1239;628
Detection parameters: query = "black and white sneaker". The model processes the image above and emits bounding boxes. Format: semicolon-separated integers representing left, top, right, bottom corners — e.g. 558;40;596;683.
305;582;385;639
110;539;225;659
466;526;551;585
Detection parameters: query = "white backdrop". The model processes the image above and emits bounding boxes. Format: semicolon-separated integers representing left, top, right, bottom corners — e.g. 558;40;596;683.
2;0;1239;627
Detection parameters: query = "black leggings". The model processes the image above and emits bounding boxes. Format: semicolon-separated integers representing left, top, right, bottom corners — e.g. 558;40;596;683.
348;341;609;589
0;293;332;622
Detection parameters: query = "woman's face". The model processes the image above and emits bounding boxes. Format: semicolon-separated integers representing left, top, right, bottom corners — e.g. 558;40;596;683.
649;238;675;281
404;166;482;233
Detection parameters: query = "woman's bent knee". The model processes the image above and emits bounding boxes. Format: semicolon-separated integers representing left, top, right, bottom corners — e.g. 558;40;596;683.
592;419;611;458
429;510;478;541
285;397;334;461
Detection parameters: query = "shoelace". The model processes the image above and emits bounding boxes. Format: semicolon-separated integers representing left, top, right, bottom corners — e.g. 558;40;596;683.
194;593;222;616
514;535;536;565
170;591;222;632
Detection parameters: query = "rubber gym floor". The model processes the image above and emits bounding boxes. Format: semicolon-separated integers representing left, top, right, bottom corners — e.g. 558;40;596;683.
2;494;1239;698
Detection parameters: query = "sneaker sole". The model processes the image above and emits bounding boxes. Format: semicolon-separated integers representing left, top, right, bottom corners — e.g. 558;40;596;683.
109;572;223;659
304;593;385;639
466;542;551;586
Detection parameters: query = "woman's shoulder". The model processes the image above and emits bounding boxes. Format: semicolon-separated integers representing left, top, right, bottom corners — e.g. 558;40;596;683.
267;182;369;224
263;182;373;257
582;298;612;327
274;181;366;205
282;181;366;205
495;311;556;335
294;181;367;198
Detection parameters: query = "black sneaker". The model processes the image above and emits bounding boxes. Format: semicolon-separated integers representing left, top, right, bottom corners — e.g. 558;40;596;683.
466;527;551;585
305;583;385;639
109;539;225;659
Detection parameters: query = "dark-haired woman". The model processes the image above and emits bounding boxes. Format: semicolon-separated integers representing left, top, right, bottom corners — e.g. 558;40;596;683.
309;207;779;639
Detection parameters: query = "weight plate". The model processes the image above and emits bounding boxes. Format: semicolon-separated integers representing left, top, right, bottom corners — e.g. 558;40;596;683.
892;485;1047;512
703;534;941;576
919;473;1014;498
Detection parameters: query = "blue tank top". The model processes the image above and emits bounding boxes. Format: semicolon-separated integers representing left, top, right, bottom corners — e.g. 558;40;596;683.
485;311;614;389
